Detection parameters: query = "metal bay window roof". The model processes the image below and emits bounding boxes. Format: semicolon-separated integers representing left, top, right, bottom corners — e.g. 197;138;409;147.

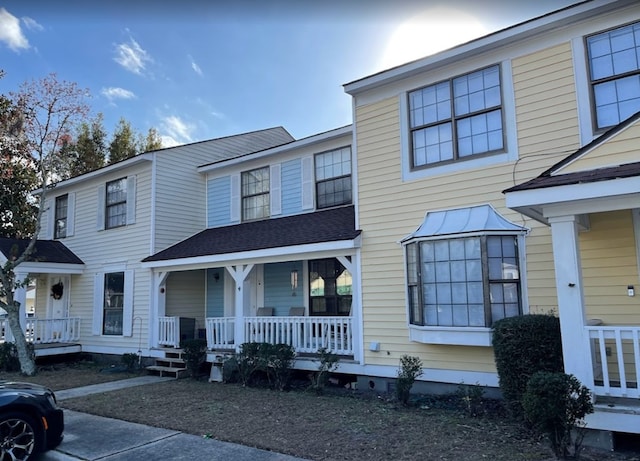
401;204;528;244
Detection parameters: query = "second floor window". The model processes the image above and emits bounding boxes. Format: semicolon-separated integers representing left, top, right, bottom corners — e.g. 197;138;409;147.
315;147;352;209
587;21;640;131
408;65;503;169
242;166;270;221
54;194;68;239
106;178;127;229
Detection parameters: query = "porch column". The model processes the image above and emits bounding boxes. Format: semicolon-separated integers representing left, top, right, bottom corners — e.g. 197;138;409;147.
149;271;168;349
225;264;254;351
14;271;28;330
548;215;594;389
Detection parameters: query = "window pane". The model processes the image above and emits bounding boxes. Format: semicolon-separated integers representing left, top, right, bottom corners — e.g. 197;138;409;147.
103;272;124;335
589;22;640;129
242;167;270;221
54;195;68;239
411;235;520;328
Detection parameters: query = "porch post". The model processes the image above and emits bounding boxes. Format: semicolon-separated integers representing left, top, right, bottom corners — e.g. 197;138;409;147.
14;271;28;331
226;264;254;352
548;215;594;389
149;271;168;349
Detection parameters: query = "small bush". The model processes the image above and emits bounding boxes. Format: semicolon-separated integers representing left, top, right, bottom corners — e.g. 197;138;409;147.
264;343;296;391
309;347;339;395
492;314;563;419
455;383;486;417
121;353;139;371
395;355;423;406
523;372;593;459
236;342;263;386
222;355;239;383
0;342;35;372
180;339;208;378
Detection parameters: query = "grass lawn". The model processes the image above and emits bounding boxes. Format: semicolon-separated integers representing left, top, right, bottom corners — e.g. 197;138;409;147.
3;359;640;461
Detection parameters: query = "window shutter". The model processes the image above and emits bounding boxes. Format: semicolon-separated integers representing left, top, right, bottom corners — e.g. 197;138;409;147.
44;197;54;240
301;156;314;210
92;274;104;335
230;173;240;222
96;186;105;231
122;270;134;337
270;164;281;216
126;176;136;225
66;192;76;237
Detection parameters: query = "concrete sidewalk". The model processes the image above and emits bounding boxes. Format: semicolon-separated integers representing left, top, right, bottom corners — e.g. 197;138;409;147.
44;376;308;461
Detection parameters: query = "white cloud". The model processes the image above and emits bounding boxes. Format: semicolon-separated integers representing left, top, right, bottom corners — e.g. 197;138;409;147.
0;8;29;52
22;16;43;32
188;55;203;76
160;135;180;148
161;115;195;144
114;37;152;75
101;87;136;101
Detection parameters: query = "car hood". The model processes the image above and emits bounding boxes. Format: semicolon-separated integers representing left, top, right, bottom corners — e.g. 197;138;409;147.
0;381;51;396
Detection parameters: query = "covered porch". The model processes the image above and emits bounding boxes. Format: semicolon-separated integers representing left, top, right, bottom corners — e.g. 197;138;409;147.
0;238;85;351
505;147;640;433
142;206;362;360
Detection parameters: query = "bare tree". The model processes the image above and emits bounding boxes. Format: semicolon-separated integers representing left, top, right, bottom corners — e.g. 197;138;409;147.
0;73;89;375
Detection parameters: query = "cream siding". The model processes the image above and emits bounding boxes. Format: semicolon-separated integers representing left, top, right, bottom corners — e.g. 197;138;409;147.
560;122;640;174
39;163;153;353
165;270;207;330
355;41;585;374
580;210;640;325
154;148;208;252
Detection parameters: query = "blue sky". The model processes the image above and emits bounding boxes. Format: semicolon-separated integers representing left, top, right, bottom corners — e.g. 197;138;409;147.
0;0;579;147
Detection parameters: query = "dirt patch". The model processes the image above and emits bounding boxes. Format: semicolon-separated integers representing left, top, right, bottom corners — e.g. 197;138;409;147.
5;363;639;461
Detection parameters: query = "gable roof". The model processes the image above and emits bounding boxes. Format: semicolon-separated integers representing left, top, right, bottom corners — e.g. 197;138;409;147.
504;111;640;193
42;126;295;193
0;238;83;265
142;205;360;263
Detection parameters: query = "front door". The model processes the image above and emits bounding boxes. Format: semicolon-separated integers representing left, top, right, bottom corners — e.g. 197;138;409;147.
47;275;70;319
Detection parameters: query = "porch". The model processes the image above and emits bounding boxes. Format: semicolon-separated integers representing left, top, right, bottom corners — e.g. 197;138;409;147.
587;324;640;398
158;315;354;356
1;317;81;345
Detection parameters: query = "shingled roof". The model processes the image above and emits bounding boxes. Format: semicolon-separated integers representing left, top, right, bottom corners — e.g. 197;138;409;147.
504;111;640;194
0;238;83;265
143;205;361;263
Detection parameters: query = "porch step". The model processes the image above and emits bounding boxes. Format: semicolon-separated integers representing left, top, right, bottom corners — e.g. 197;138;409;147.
146;349;188;379
145;365;189;379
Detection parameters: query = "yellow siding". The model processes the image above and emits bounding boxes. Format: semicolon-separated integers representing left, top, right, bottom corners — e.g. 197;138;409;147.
356;41;582;373
561;122;640;173
580;210;640;324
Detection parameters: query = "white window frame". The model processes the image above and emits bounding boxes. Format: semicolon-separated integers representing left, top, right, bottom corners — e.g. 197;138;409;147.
92;266;134;337
404;232;528;347
96;176;136;231
314;146;352;209
400;60;518;182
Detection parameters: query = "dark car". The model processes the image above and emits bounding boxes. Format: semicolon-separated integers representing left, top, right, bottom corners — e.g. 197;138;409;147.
0;381;64;460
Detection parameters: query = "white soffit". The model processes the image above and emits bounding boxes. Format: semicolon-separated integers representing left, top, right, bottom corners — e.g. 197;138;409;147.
401;204;527;243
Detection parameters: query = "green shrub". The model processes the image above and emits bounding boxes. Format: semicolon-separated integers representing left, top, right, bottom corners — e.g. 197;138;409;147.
309;347;339;395
236;342;263;386
492;314;563;419
121;352;139;371
222;355;239;383
523;372;593;459
180;338;208;378
395;355;423;406
264;343;296;391
455;383;486;417
0;342;35;373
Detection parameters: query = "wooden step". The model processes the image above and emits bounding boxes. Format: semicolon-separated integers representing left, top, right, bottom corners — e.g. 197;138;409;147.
154;358;186;368
146;365;189;378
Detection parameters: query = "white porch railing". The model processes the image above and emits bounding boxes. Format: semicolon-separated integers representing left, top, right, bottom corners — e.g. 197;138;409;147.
158;316;180;348
205;317;235;350
162;316;354;355
586;325;640;398
1;317;80;344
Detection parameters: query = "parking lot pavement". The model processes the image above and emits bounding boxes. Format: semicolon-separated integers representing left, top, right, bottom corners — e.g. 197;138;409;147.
42;410;307;461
